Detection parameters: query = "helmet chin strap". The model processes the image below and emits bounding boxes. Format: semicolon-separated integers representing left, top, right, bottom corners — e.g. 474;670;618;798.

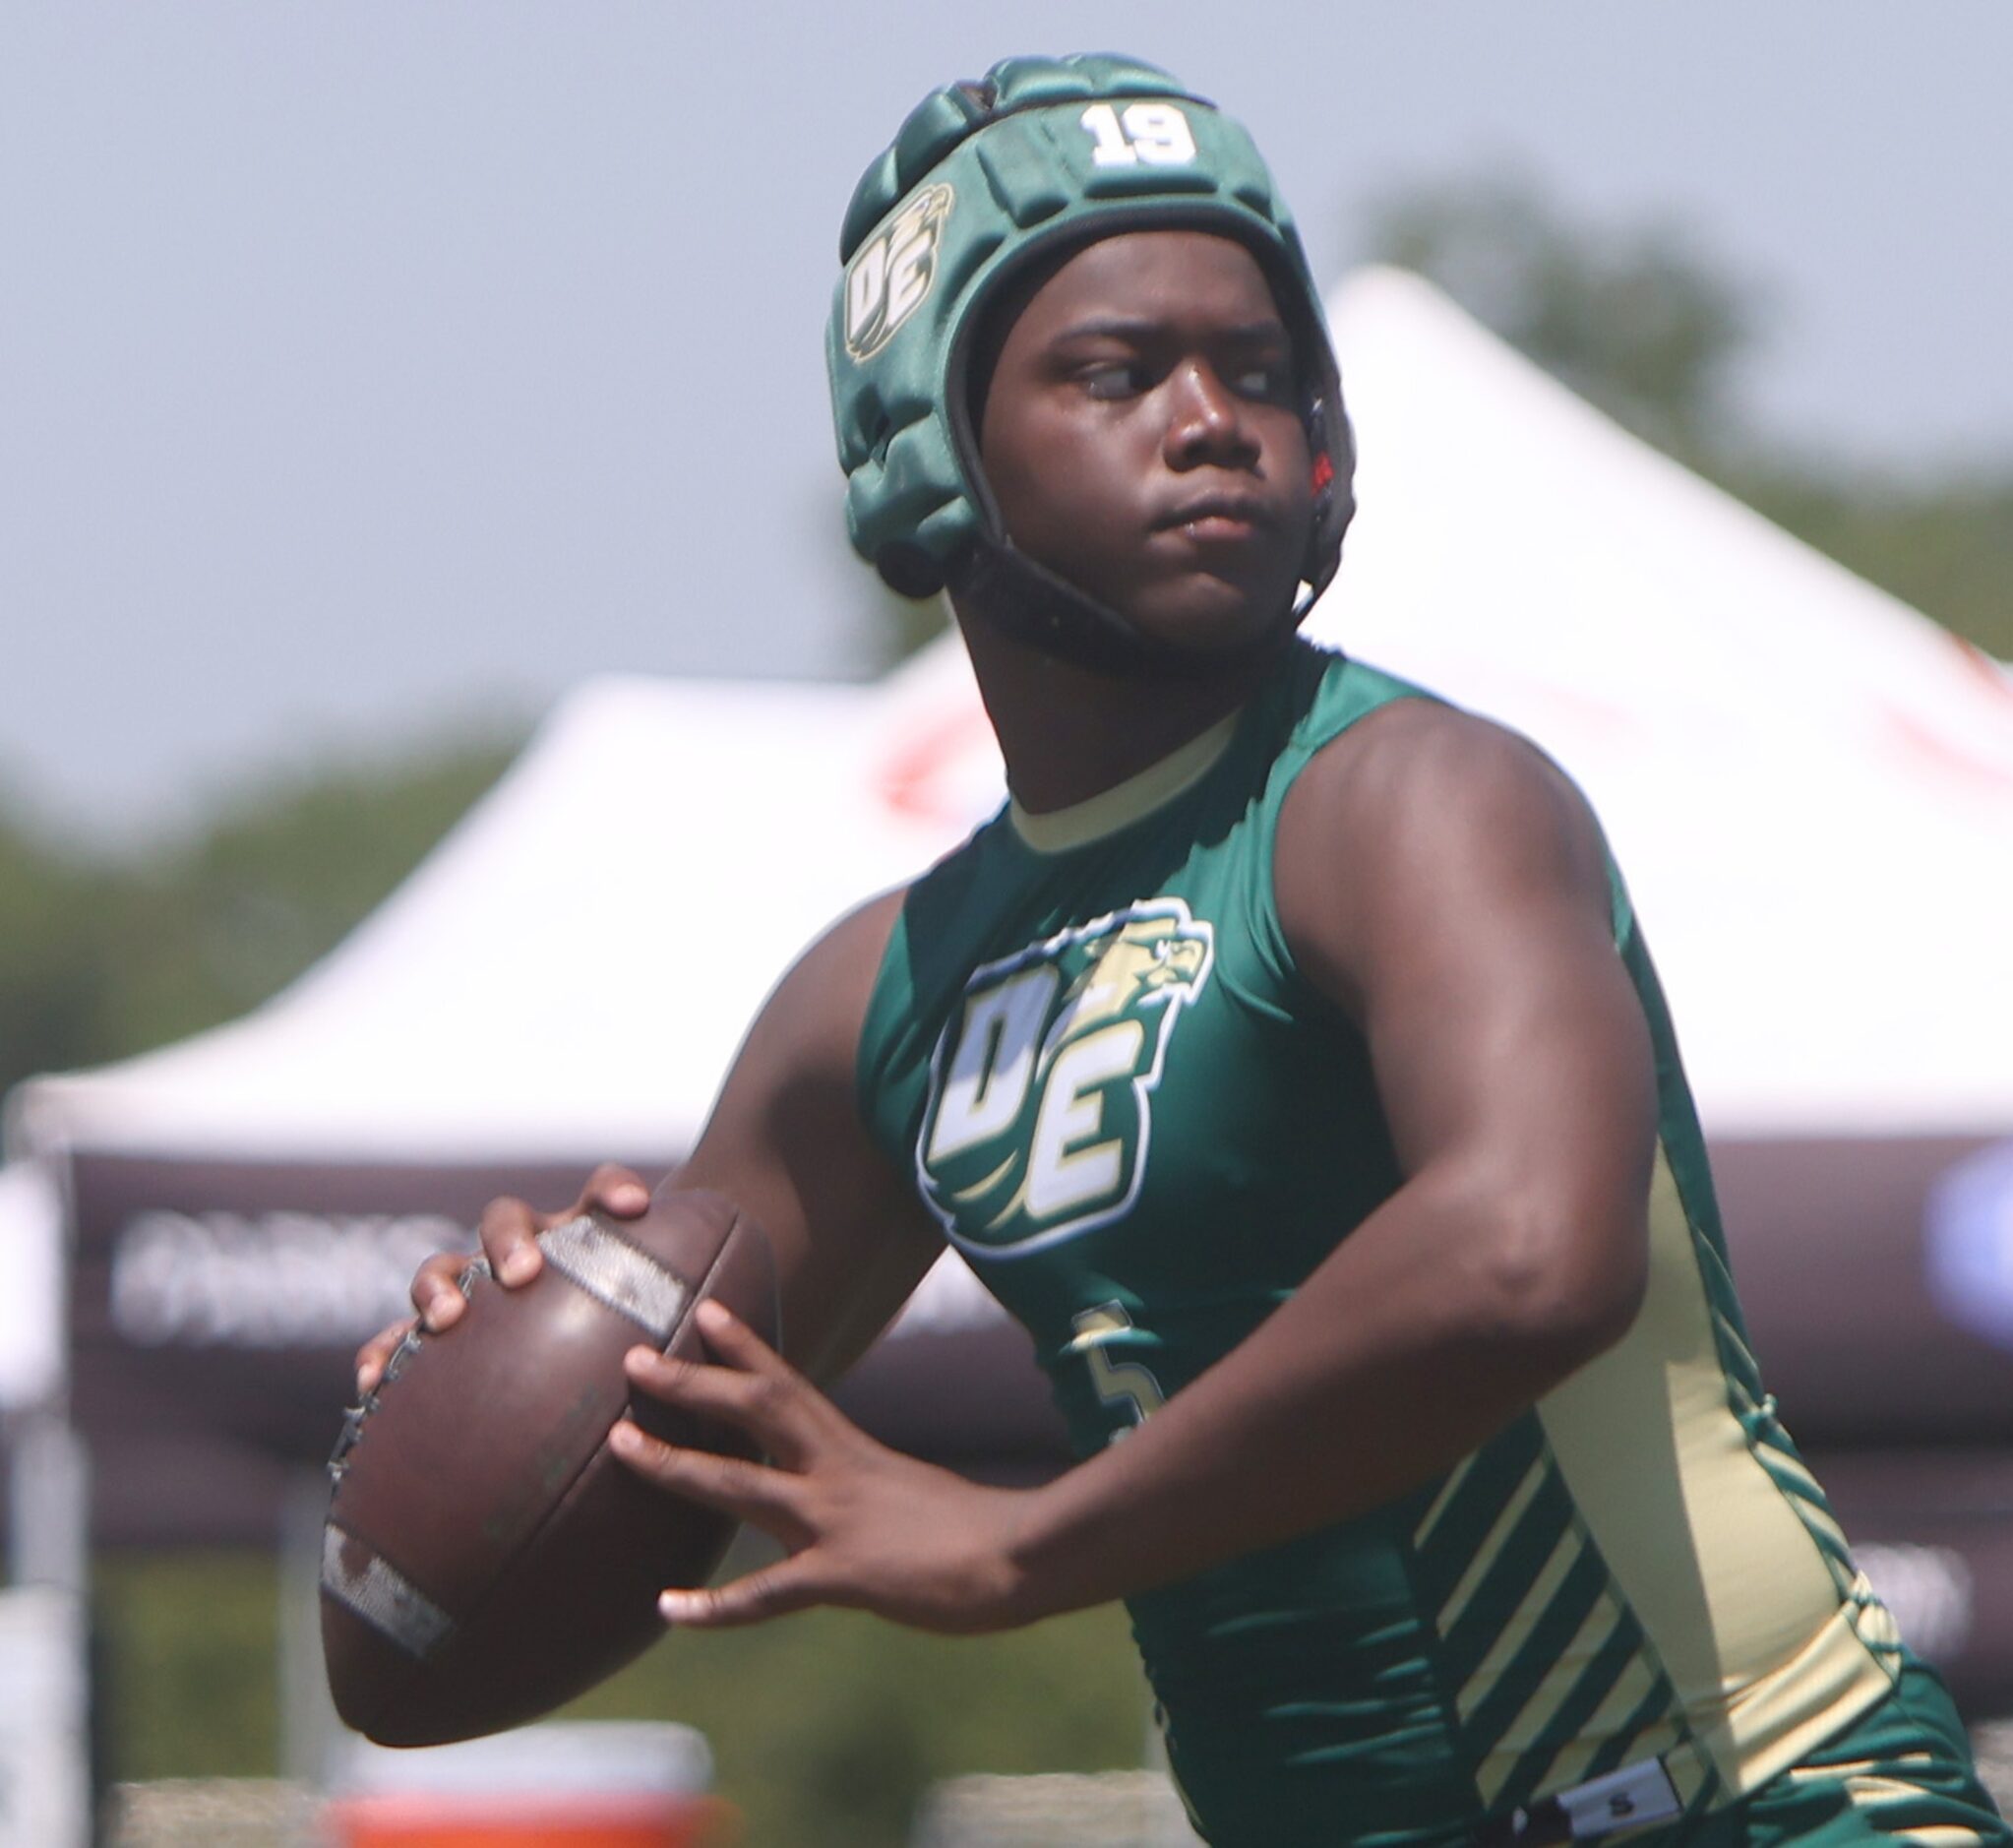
946;536;1310;681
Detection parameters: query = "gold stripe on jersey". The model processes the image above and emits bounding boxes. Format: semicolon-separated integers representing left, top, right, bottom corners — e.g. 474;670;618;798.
1724;1359;1862;1602
951;1153;1018;1203
1791;1753;1988;1848
1471;1586;1626;1803
1456;1518;1590;1723
1413;1413;1545;1580
1847;1776;1946;1806
1707;1297;1762;1389
1007;708;1241;853
1537;1146;1897;1799
1850;1573;1908;1670
1434;1456;1551;1640
1411;1416;1695;1816
1415;1451;1478;1552
1522;1652;1666;1796
1750;1440;1843;1535
1787;1753;1937;1783
1468;1553;1698;1811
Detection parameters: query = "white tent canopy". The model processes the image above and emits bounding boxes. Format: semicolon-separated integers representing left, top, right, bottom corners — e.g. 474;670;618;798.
6;269;2012;1415
9;674;957;1163
1321;271;2013;1137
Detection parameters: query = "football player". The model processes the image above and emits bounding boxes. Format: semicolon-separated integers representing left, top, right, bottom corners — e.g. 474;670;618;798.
359;56;2006;1847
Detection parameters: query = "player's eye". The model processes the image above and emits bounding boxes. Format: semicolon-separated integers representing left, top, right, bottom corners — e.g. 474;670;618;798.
1233;361;1295;402
1079;359;1154;400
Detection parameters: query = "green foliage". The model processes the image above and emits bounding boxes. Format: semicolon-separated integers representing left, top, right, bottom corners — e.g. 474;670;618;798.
92;1547;1147;1844
0;731;521;1101
1723;463;2013;660
1364;172;1759;465
112;735;521;1053
1359;173;2011;661
93;1550;283;1781
0;817;121;1104
567;1603;1148;1846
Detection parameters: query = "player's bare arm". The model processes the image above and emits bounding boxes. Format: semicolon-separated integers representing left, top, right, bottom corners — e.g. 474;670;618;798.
606;701;1659;1634
667;888;946;1383
354;887;945;1397
992;702;1657;1609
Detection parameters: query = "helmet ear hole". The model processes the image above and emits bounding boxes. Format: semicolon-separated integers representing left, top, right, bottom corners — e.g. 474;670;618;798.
877;541;947;599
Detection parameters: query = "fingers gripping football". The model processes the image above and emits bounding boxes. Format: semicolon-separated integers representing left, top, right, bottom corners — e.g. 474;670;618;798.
611;1302;1035;1635
352;1165;652;1395
476;1164;652;1295
613;1304;874;1588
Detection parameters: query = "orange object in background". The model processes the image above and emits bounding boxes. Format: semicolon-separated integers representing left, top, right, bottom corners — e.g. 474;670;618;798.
324;1791;739;1847
320;1721;737;1848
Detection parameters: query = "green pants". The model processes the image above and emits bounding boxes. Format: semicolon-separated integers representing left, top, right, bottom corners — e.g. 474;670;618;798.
1687;1664;2008;1847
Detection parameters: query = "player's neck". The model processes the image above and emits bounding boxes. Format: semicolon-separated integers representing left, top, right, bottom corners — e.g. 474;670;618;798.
953;606;1279;815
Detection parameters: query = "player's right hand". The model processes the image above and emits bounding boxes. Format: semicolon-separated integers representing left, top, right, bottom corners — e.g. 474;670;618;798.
351;1163;652;1396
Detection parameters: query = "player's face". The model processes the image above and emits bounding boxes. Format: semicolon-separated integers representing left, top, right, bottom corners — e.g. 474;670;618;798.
977;230;1314;656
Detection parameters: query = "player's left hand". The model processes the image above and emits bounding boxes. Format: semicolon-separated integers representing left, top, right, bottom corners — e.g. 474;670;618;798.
610;1301;1038;1635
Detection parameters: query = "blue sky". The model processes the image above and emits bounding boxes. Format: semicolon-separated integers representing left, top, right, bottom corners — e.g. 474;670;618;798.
5;4;2008;840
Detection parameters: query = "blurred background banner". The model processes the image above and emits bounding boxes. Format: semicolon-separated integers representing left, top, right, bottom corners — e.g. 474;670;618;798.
43;1147;1064;1548
62;1154;594;1547
30;1142;2013;1708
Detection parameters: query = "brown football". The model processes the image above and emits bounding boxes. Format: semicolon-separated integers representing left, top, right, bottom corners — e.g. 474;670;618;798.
320;1187;777;1747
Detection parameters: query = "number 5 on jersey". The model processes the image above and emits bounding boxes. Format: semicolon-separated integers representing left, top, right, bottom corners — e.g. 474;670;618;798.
1070;1303;1167;1441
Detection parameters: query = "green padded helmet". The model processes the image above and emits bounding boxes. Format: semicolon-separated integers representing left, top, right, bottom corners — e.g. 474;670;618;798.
825;53;1355;674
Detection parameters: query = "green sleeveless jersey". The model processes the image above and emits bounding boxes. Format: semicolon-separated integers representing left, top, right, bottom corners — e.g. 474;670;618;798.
856;643;1903;1847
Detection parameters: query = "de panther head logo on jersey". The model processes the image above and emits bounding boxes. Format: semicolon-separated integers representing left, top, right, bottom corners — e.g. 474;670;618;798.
916;900;1216;1260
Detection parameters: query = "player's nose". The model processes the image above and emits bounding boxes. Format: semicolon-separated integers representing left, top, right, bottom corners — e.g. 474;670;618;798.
1163;360;1256;468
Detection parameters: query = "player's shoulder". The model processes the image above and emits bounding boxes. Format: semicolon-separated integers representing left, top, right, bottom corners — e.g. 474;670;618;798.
1286;687;1602;872
880;801;1028;987
1275;691;1615;1012
787;885;912;1016
744;883;912;1083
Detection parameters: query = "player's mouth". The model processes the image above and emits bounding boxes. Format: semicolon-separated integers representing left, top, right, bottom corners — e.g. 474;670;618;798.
1155;492;1273;544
